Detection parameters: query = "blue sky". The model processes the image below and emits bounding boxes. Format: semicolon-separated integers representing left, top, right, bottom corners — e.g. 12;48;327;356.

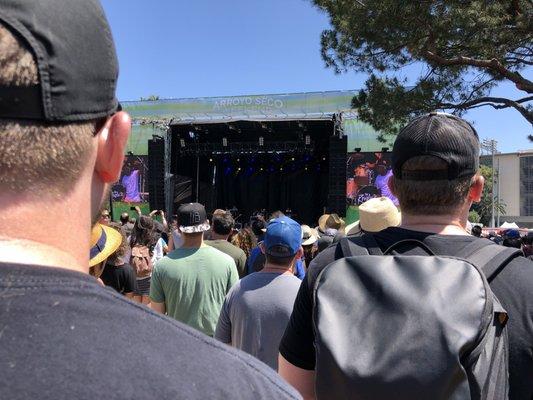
101;0;532;153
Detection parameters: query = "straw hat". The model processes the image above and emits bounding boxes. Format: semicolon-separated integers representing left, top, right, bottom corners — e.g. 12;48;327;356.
301;225;318;246
89;223;122;267
346;197;401;235
318;213;344;233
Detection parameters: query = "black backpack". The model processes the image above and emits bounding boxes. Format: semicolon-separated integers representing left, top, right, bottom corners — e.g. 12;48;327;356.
312;234;522;400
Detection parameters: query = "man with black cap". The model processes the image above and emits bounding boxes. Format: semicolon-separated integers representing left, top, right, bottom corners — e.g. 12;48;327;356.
150;203;239;337
215;216;303;370
0;2;300;399
279;113;533;399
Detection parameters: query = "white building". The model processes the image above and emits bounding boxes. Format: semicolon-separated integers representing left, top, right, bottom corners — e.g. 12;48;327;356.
481;150;533;228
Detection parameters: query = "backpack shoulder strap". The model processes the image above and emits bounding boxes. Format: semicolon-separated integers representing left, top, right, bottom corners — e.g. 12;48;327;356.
459;239;522;281
335;233;383;259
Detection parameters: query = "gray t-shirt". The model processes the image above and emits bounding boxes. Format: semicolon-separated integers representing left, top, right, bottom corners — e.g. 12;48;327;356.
214;272;301;370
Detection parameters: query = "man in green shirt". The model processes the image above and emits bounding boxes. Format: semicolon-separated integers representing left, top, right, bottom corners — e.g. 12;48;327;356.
206;212;247;278
150;203;239;336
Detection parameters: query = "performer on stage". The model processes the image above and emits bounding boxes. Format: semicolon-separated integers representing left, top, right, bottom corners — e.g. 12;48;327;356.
121;158;142;202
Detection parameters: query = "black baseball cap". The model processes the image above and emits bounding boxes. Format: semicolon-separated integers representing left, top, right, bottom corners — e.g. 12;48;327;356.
392;112;480;181
177;203;210;233
0;0;120;122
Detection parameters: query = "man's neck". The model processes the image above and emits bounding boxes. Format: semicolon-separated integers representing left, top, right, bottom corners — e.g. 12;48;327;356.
181;234;205;249
209;233;230;241
261;262;293;275
400;212;469;235
0;194;91;274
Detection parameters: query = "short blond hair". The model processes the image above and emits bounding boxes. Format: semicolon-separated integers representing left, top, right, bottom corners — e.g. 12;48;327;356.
393;156;474;215
0;24;97;195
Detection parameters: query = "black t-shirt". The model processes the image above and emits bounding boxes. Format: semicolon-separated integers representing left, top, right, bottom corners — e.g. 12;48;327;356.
279;227;533;400
100;262;136;294
0;263;301;400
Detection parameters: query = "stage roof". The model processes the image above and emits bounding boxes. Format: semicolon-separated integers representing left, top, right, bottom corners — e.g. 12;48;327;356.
121;90;390;155
122;90;357;124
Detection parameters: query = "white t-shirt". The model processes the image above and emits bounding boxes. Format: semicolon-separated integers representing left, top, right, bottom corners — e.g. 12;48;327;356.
152;237;166;264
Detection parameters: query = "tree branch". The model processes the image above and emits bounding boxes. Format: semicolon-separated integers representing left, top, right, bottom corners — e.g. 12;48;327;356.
423;51;533;93
441;96;533;124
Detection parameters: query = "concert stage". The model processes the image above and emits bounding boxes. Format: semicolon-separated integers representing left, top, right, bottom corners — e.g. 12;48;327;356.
150;117;347;225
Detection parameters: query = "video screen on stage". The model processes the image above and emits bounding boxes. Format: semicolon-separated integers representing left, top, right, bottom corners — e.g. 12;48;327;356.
109;155;150;218
346;151;399;206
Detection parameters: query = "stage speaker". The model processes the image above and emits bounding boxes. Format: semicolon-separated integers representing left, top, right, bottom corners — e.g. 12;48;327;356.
328;135;347;215
148;136;165;211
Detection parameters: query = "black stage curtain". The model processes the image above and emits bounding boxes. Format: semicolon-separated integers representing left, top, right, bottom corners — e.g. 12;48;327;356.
211;159;328;225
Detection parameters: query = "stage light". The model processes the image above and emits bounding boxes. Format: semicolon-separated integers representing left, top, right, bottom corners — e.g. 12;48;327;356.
180;139;186;148
305;166;308;171
259;136;264;146
322;156;326;161
237;167;241;171
280;167;283;171
305;135;311;145
260;167;264;171
209;158;213;162
188;131;195;139
291;157;295;161
222;137;228;147
237;158;240;162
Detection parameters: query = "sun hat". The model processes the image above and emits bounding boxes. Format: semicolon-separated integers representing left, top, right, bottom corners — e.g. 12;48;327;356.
264;217;302;257
346;197;401;235
89;223;122;267
0;0;120;121
301;225;318;246
392;112;480;181
318;213;344;233
178;203;210;233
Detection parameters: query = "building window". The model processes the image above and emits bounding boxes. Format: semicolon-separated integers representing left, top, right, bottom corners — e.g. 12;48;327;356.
520;156;533;216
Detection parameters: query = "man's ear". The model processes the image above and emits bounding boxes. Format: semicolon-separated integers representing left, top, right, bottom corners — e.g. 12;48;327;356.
468;174;485;203
94;112;131;183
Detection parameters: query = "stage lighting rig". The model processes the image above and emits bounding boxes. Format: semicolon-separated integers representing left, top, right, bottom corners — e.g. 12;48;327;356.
305;135;311;146
180;138;186;148
188;131;195;139
222;137;228;147
259;136;264;146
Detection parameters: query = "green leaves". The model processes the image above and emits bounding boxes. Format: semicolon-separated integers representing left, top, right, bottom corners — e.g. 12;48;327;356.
312;0;533;135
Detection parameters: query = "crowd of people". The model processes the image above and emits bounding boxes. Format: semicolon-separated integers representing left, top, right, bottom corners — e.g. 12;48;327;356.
0;1;532;399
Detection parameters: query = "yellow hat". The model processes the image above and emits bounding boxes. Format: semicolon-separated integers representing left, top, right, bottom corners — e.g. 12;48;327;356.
89;223;122;267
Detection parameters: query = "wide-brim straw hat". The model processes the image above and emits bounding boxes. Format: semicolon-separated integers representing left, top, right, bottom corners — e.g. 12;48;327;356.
318;213;344;233
301;225;319;246
89;223;122;267
346;197;401;235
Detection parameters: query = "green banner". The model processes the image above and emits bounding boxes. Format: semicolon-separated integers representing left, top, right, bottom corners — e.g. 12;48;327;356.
122;90;389;155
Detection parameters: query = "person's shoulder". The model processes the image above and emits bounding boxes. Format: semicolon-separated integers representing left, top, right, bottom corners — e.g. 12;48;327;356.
95;287;301;398
205;245;235;263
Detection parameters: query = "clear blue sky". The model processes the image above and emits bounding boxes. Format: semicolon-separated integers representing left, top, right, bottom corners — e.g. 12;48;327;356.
101;0;532;153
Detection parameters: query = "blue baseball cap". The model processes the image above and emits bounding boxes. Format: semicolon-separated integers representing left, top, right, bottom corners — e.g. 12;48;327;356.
264;216;302;257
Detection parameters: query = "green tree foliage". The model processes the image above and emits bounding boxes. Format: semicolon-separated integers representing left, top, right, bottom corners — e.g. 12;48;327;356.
140;95;160;101
471;165;506;226
468;210;481;224
312;0;532;141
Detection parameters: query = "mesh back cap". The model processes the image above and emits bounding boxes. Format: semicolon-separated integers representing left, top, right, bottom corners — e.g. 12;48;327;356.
392;112;480;181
